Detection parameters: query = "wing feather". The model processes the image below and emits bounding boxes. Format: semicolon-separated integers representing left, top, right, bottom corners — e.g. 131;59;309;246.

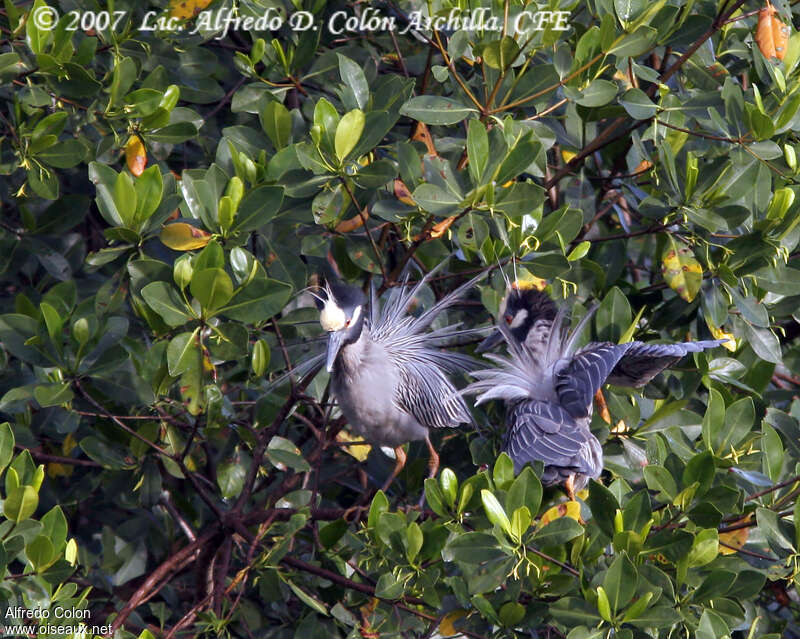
505;400;600;477
395;362;471;429
555;342;634;418
606;339;726;387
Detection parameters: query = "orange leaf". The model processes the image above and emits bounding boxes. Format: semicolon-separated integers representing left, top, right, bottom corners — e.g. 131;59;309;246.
334;208;369;233
160;222;212;250
719;515;752;555
757;2;790;60
412;215;457;241
429;216;457;239
439;609;468;637
125;135;147;177
411;122;438;157
393;179;415;206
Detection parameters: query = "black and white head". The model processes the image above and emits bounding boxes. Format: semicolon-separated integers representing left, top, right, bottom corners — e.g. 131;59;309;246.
316;282;367;372
477;285;558;352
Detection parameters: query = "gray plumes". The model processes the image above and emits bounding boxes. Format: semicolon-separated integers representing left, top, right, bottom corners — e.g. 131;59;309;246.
321;261;486;490
468;288;725;495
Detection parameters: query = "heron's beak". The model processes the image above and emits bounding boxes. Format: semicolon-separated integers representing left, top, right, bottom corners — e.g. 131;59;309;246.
476;328;504;353
326;330;345;372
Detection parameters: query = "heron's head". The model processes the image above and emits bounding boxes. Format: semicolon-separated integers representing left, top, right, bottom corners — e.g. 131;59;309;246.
318;282;366;372
477;285;557;352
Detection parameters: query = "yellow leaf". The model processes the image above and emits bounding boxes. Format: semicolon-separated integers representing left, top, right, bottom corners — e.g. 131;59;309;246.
160;222;212;250
62;432;77;454
660;236;702;302
169;0;213;19
439;609;468;636
47;462;72;478
719;515;751;554
540;500;581;526
709;325;737;352
561;149;577;163
125;135;147;177
511;274;547;291
337;429;371;462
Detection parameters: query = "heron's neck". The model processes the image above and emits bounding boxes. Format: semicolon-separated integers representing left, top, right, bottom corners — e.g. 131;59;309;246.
336;328;370;376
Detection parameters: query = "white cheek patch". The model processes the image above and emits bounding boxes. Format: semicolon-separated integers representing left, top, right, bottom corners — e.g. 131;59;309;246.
320;300;346;331
350;304;361;326
509;309;528;329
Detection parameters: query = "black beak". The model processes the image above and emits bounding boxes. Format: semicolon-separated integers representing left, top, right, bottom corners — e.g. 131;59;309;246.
476;328;505;353
326;331;345;372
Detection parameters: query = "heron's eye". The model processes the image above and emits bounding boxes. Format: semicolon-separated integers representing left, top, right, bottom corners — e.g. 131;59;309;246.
504;314;514;324
345;319;351;327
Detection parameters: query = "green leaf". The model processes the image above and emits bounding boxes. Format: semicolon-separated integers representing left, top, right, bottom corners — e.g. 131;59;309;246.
26;535;55;571
260;101;292;149
762;422;784;482
481;489;512;536
37;140;87;168
588;480;620;538
167;330;200;376
412;183;461;216
147;122;198;144
375;572;404;599
467;119;489;184
492;452;515;490
337;54;368;110
368;491;389;531
114;170;137;227
549;598;602;626
266;436;310;472
231;185;284;233
26;0;52;55
220;277;292;324
506;467;543;518
687;529;718;567
757;506;795;556
534;517;584;546
190;268;234;313
741;322;782;364
481;37;520;70
4;485;39;522
33;383;74;407
439;468;458;509
424;477;448;517
0;423;14;474
603;552;637;612
620;88;658;119
286;578;329;615
399;96;478;125
608;26;658;57
444;532;508;564
141;282;194;327
40;301;63;343
217;458;247;499
133;165;163;226
576;79;618;107
335;109;365;162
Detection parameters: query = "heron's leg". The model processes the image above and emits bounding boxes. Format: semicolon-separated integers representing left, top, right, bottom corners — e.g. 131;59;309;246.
565;474;576;502
424;435;440;479
594;389;611;424
380;445;407;493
